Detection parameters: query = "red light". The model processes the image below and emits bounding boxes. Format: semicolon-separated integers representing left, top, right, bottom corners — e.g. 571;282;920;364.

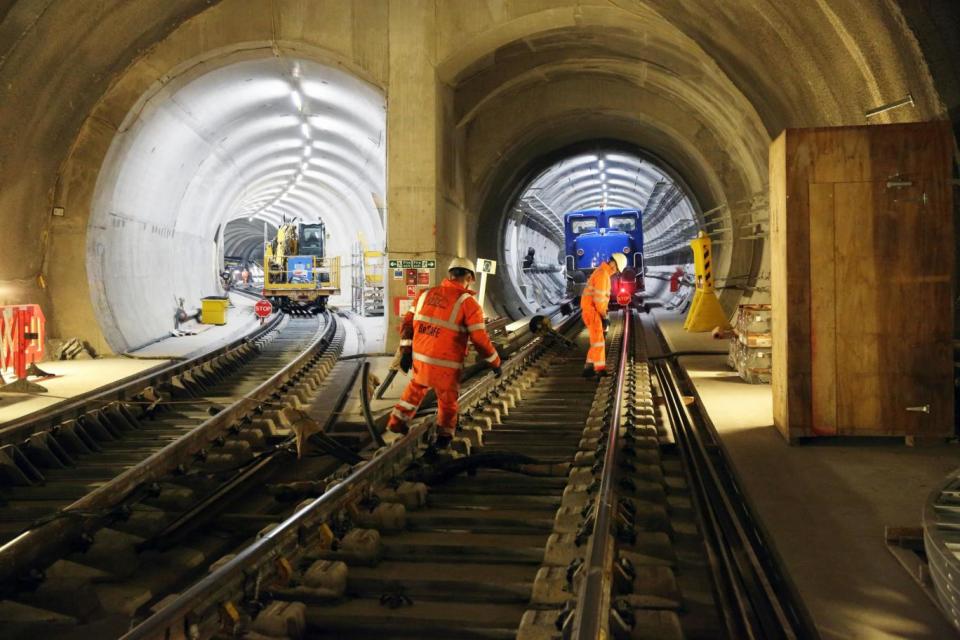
620;287;626;293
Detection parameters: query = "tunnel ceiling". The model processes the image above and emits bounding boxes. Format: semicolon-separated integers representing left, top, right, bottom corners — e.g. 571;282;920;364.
515;150;697;256
84;55;386;351
95;57;386;242
0;0;955;351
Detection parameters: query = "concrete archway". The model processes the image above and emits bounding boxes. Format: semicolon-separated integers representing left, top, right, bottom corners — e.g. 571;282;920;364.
85;54;385;351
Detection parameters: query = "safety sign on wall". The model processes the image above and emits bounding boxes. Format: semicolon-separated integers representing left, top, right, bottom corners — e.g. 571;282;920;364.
389;259;437;269
390;257;436;316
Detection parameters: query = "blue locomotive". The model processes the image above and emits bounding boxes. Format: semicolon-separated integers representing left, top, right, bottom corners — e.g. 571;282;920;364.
564;208;644;302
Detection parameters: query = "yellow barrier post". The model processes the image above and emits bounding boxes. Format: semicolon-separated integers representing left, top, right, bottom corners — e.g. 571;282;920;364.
684;231;731;332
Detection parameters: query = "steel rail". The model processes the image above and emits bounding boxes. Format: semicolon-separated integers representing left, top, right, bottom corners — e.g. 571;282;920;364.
655;357;815;639
569;309;632;639
0;312;338;589
0;293;282;444
923;468;960;633
120;310;581;640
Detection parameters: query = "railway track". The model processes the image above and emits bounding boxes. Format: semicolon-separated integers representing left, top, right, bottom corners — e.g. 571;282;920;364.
1;306;814;639
0;316;322;545
115;310;727;640
0;310;360;638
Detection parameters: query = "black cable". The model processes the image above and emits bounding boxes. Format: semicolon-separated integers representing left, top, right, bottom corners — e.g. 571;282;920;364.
403;451;569;484
650;349;729;359
360;361;386;448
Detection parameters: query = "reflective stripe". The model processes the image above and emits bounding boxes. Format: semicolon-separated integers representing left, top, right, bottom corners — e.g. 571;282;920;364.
396;400;417;411
483;352;499;363
390;408;411;421
415;292;428;314
590;342;605;348
466;323;486;332
399;339;412;346
448;292;472;324
414;313;466;333
413;352;464;369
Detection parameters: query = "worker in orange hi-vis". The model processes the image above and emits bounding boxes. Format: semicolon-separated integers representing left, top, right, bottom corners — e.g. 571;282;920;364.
387;258;502;449
581;252;626;378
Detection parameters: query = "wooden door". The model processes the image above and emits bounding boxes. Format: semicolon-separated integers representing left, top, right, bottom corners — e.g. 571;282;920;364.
826;179;952;435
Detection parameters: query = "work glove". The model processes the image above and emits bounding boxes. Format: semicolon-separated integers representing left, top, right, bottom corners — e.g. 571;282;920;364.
602;317;610;331
492;366;502;378
399;350;413;373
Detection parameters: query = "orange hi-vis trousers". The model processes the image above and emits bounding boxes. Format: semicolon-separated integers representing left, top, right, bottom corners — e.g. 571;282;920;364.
387;379;460;437
583;303;606;371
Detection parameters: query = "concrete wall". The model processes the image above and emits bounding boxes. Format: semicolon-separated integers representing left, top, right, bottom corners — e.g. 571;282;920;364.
0;0;954;352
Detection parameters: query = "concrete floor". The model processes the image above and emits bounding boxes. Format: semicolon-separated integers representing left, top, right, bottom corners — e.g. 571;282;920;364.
0;302;389;428
654;309;960;639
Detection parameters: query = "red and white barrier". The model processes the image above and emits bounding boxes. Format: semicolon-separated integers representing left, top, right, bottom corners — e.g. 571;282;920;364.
1;304;46;389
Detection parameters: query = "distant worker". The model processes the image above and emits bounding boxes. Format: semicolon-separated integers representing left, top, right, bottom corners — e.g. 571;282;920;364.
387;258;502;449
522;247;536;269
581;252;626;378
241;267;250;285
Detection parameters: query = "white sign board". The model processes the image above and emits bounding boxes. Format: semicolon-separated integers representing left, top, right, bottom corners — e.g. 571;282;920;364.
475;257;497;312
477;258;497;275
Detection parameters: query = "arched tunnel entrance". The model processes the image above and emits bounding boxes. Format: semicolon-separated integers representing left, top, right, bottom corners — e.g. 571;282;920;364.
86;55;386;352
0;4;957;640
494;142;700;318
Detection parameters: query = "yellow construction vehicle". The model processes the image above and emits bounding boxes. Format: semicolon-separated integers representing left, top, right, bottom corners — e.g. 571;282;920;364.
263;221;340;314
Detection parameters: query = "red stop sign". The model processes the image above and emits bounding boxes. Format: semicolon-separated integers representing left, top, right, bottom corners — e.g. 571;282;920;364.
616;292;631;306
254;299;273;318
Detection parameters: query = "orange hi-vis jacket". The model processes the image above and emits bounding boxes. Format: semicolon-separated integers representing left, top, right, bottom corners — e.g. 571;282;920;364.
581;261;614;316
400;279;501;388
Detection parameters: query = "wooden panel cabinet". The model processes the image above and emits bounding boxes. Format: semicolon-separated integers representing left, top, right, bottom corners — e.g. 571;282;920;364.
770;122;954;441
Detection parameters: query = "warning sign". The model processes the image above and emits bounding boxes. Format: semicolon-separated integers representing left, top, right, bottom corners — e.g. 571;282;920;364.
417;271;430;285
394;297;413;316
389;259;437;269
405;269;417;285
406;285;418;297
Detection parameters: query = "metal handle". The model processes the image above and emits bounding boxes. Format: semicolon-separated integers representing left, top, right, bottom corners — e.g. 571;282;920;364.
906;405;931;414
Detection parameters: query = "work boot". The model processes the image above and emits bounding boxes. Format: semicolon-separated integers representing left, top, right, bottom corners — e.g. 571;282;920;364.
582;366;595;379
594;369;609;378
434;433;453;450
388;423;409;436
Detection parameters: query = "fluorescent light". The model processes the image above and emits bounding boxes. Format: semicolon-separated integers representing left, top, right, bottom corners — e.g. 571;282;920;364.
598;159;605;170
303;146;312;156
291;91;302;111
301;123;310;137
301;162;309;170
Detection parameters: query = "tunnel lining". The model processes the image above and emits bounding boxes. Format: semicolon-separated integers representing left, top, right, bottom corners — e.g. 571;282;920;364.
85;51;386;352
488;139;703;318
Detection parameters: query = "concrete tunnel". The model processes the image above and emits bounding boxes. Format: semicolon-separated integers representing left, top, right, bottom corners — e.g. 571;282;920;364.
0;3;959;639
0;0;956;352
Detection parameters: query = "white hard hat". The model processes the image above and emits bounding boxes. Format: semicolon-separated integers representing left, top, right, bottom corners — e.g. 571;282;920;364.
448;257;476;275
610;252;627;272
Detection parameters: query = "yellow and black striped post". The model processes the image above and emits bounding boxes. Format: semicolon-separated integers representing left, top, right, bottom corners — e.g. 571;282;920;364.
684;231;731;332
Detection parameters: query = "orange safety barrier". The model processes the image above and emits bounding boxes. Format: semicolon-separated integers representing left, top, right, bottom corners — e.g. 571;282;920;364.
1;304;46;381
